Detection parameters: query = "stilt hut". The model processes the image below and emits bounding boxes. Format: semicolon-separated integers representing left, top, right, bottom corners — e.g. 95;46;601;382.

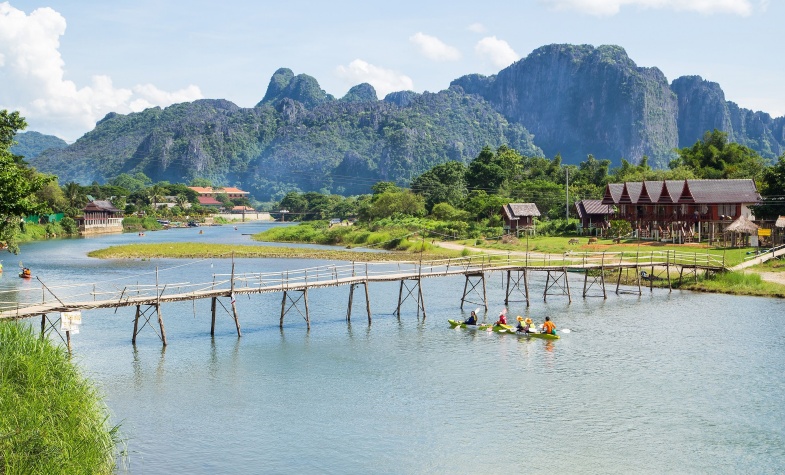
724;214;759;247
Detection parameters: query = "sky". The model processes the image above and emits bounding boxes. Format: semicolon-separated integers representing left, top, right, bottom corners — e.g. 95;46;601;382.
1;0;782;143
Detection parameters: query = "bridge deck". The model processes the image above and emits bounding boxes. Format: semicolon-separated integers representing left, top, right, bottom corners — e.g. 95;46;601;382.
0;252;725;320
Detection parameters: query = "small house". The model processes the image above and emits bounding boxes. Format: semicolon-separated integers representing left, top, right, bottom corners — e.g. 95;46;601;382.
575;200;613;235
502;203;540;236
78;200;123;235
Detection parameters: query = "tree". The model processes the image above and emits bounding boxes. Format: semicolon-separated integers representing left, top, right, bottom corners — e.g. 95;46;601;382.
756;152;785;219
669;129;766;180
0;110;55;253
366;190;426;220
410;161;467;211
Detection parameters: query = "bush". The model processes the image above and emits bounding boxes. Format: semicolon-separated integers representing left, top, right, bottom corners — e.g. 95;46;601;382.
59;216;78;235
0;323;119;473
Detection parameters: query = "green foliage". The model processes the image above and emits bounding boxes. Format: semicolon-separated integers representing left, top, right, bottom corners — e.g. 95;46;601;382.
365;190;426;220
609;219;633;237
0;322;119;473
670;129;766;180
1;110;56;253
756;152;785;219
411;161;467;210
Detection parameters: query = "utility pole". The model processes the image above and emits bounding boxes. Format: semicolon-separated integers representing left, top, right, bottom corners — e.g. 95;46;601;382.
566;168;569;222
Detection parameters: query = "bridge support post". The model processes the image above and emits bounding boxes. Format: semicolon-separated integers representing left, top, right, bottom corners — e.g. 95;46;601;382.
132;305;140;343
582;267;607;299
396;278;426;318
543;269;571;302
364;282;372;324
280;289;310;329
460;273;487;311
40;313;46;339
504;270;530;307
156;304;167;347
210;297;216;336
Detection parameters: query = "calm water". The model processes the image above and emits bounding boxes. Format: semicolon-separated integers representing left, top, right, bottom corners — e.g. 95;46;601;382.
5;224;785;474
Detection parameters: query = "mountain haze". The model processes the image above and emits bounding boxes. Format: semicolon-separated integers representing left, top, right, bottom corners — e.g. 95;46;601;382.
29;44;785;199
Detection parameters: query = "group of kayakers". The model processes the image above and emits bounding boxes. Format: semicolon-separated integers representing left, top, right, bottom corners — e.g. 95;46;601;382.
463;309;557;335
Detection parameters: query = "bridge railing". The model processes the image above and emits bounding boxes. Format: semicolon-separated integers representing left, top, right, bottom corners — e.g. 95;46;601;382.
1;251;727;316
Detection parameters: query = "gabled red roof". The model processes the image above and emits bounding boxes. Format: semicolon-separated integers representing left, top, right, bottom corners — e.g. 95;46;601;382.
197;196;222;206
618;183;633;204
637;182;653;204
601;184;624;205
677;181;695;203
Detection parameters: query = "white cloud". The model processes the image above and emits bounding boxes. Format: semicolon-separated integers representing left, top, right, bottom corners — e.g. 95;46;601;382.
474;37;520;68
539;0;755;17
0;3;202;142
409;32;461;61
467;23;486;33
335;59;414;97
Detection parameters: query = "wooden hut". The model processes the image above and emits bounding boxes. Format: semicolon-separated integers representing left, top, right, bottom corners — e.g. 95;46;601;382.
575;199;613;236
502;203;540;236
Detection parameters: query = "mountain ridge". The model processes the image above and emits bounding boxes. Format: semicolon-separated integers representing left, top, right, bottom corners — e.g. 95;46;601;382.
27;43;785;199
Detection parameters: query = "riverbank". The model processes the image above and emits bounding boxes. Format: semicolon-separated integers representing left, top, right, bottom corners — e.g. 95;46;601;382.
0;323;119;473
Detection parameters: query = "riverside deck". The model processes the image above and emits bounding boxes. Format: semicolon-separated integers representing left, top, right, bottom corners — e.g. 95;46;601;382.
0;251;726;349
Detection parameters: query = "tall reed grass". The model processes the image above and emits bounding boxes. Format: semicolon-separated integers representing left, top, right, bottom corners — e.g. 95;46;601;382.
0;323;119;474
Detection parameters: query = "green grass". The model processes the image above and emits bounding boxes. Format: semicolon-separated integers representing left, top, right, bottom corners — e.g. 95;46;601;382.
87;242;458;261
460;235;751;267
680;271;785;297
0;322;120;474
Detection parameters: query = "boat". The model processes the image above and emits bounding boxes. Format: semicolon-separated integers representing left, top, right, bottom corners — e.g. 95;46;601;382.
19;268;32;279
448;319;492;330
495;326;561;339
447;320;516;333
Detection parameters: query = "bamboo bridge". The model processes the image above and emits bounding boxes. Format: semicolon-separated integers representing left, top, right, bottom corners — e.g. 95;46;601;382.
0;251;726;350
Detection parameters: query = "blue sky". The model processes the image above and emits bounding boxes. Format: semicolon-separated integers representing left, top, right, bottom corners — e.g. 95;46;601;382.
1;0;781;142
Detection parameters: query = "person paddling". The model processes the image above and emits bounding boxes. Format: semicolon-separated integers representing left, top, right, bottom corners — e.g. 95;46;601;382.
541;316;556;335
463;310;478;326
495;309;508;326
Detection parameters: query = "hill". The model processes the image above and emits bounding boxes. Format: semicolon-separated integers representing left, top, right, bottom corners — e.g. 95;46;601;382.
29;44;785;198
10;131;68;160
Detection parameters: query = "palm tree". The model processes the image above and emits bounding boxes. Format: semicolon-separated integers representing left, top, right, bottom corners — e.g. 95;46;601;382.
148;184;166;214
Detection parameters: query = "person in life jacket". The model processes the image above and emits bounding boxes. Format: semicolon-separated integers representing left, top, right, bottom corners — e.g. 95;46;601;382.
541;316;556;335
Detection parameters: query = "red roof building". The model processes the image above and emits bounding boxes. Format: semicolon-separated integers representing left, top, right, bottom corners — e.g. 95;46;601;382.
189;187;249;199
601;179;761;243
197;196;223;207
575;199;613;234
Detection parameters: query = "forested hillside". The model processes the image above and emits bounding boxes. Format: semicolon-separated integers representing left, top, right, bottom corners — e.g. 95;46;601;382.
28;44;785;200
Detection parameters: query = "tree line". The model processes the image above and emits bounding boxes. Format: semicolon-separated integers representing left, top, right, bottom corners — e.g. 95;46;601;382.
4;106;785;253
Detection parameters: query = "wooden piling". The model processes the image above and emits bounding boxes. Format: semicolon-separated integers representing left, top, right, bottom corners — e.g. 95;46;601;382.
303;288;310;330
210;297;216;336
346;284;355;321
132;305;140;343
156;304;167;346
280;291;287;328
230;260;241;337
364;281;371;324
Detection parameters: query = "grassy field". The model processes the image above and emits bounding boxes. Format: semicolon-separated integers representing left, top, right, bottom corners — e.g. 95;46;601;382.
87;242;459;261
462;235;753;268
0;322;119;474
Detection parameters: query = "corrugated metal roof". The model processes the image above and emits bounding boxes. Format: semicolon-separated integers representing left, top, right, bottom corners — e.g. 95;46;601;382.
685;179;760;204
576;200;612;219
600;179;760;205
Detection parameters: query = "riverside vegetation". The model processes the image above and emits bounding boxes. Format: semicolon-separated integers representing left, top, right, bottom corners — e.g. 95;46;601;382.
0;323;120;474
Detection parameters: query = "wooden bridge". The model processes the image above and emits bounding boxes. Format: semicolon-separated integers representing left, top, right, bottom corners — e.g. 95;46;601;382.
0;251;726;350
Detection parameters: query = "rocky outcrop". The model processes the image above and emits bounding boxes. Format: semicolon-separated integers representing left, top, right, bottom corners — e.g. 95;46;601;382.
256;68;335;108
453;44;680;167
341;83;377;103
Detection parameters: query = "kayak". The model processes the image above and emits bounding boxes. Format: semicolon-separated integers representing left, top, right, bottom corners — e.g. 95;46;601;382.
448;320;515;333
448;319;492;330
496;327;561;339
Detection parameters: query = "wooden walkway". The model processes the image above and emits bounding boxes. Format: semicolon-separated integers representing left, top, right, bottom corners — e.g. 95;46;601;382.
0;251;726;349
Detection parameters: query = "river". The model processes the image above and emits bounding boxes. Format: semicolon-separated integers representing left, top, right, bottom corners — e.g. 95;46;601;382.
4;223;784;474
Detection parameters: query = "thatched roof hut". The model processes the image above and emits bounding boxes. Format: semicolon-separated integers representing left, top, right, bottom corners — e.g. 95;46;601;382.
725;215;759;234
